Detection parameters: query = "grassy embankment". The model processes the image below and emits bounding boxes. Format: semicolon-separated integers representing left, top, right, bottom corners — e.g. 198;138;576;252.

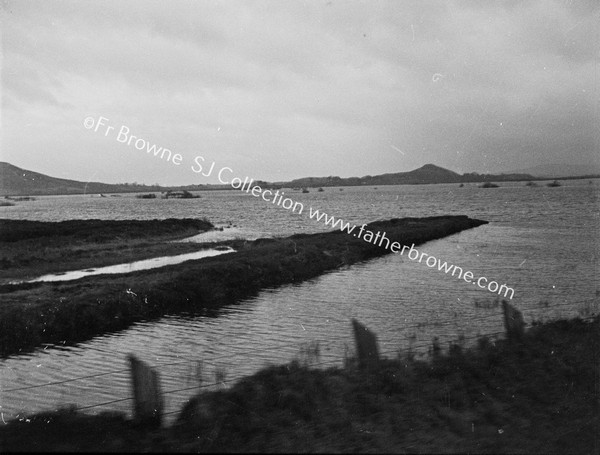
0;218;214;283
1;316;597;453
0;216;487;357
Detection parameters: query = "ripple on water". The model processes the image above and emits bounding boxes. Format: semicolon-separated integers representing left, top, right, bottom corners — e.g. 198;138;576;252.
1;182;598;423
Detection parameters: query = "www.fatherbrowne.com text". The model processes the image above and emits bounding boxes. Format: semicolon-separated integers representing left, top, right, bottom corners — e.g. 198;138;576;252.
307;211;515;300
84;116;515;300
191;156;515;300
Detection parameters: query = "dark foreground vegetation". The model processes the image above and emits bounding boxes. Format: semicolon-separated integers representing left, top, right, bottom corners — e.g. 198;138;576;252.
1;316;597;453
0;218;213;243
0;218;214;282
0;216;486;357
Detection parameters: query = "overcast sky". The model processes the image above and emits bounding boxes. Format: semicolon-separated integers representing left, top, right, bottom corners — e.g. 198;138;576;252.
1;0;598;185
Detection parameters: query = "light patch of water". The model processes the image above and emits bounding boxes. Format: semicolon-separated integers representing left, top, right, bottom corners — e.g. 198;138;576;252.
176;226;268;243
12;248;235;284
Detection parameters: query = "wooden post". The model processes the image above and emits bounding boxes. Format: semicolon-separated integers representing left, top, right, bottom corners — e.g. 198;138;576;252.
351;319;380;368
128;354;163;427
502;301;525;340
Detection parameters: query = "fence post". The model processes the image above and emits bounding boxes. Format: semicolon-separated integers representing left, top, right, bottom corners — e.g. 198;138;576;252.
351;319;380;369
128;354;163;427
502;301;525;340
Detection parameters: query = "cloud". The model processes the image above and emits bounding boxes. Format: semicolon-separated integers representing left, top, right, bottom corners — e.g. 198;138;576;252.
1;0;597;184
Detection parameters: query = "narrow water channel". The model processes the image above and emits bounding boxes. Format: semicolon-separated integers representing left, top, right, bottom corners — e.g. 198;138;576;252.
11;247;235;284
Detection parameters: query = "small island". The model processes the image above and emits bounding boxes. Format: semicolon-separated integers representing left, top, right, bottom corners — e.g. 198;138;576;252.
4;195;36;201
162;190;201;199
479;182;499;188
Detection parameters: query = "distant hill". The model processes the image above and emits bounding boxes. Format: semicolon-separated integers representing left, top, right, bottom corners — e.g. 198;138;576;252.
0;162;235;196
281;164;534;188
284;164;462;187
0;162;166;196
508;163;600;178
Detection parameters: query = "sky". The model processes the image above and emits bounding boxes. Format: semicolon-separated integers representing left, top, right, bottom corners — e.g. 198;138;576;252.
1;0;598;185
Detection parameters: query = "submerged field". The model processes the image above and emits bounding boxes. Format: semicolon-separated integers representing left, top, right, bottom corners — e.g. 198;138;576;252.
1;315;597;453
0;215;486;357
0;218;214;283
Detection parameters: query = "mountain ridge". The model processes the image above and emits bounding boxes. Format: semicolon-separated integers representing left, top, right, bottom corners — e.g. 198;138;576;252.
1;161;597;196
0;162;167;196
281;163;465;187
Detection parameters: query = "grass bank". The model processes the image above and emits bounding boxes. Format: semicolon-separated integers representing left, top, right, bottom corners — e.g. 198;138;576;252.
0;215;486;357
0;218;214;282
1;316;597;453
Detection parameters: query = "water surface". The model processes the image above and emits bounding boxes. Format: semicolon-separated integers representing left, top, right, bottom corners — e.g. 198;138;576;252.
1;180;598;422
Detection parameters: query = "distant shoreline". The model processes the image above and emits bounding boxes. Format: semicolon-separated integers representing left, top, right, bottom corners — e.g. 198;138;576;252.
2;161;598;197
2;174;598;197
